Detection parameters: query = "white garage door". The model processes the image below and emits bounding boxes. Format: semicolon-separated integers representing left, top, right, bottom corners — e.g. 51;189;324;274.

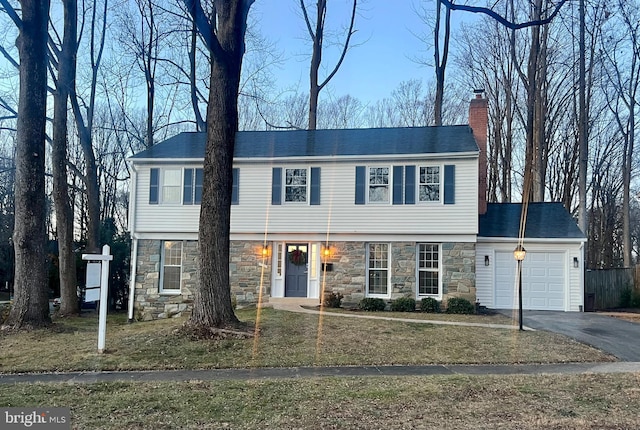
494;251;566;311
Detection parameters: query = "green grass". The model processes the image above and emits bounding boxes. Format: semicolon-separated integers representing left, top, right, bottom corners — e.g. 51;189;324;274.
0;308;613;373
1;373;640;429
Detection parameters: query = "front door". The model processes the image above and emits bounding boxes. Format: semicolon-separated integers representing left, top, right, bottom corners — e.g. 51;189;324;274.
285;244;308;297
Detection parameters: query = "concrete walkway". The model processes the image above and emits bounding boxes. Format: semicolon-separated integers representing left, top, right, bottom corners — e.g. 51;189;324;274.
2;362;640;385
271;302;533;330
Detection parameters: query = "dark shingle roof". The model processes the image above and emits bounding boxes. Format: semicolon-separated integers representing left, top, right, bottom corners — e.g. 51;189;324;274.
479;202;585;239
130;126;479;160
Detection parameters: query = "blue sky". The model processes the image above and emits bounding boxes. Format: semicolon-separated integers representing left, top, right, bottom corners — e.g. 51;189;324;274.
250;1;463;104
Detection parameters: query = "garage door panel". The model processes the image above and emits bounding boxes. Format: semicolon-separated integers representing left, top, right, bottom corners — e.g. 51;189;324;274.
494;251;566;311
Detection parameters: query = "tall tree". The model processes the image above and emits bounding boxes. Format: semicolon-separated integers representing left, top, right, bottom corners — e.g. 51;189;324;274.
4;0;51;329
182;0;254;329
433;0;451;126
69;0;108;253
51;0;79;316
600;1;640;267
300;0;357;129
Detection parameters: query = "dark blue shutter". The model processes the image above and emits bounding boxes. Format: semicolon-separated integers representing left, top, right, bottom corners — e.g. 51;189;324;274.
194;168;203;204
231;168;239;205
149;168;159;204
355;166;366;204
183;169;193;205
393;166;404;205
404;165;415;205
310;167;320;205
444;165;455;205
271;167;282;205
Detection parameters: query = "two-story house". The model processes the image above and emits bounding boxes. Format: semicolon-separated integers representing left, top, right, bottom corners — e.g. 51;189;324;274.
127;95;586;320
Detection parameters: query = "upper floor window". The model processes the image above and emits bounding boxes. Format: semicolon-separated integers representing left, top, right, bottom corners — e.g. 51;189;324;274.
162;169;182;204
183;168;203;205
419;166;440;202
285;168;307;203
368;167;389;203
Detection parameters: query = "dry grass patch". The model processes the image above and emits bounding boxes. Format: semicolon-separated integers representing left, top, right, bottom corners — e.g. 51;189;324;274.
0;308;613;373
1;373;640;429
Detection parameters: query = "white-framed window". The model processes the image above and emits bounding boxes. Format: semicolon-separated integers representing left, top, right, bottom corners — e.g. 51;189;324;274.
417;243;440;297
368;167;390;203
162;169;182;204
367;243;390;297
285;168;308;203
419;166;441;202
160;241;182;293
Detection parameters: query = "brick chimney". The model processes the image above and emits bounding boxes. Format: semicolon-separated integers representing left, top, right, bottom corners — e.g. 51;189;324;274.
469;90;488;215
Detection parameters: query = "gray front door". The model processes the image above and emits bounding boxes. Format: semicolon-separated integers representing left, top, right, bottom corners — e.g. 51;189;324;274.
285;244;308;297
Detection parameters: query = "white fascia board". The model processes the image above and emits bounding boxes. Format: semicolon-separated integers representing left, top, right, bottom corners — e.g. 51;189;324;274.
231;233;478;243
129;158;204;164
130;151;478;165
477;236;587;244
134;232;199;241
234;151;479;164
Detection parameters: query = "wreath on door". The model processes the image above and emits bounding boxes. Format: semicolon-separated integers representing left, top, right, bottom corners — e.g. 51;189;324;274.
288;249;307;266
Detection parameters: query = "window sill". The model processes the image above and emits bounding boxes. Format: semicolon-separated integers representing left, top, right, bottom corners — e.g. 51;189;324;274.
159;291;182;296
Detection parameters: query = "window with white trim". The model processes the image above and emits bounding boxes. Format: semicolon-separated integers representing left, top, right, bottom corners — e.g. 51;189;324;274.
285;168;307;202
162;169;182;204
160;241;182;293
368;167;389;203
419;166;440;202
417;243;440;296
367;243;389;296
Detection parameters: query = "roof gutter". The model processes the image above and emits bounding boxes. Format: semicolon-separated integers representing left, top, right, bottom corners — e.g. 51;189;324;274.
127;162;138;322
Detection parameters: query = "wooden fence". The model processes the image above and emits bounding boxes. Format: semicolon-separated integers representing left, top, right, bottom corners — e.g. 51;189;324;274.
584;267;638;310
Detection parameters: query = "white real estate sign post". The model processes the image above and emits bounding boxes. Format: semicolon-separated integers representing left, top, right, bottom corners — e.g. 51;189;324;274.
82;245;113;353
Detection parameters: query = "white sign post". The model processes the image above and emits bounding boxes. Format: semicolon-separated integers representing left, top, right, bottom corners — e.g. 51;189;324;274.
82;245;113;353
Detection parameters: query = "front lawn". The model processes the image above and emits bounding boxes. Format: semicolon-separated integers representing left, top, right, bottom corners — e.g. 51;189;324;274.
2;373;640;429
0;308;613;373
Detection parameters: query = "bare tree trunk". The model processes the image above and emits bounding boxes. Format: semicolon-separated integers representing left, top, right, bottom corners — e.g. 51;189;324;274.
69;0;108;253
577;0;587;233
52;0;79;316
184;0;253;328
5;0;51;329
434;0;451;126
189;16;206;132
301;0;357;130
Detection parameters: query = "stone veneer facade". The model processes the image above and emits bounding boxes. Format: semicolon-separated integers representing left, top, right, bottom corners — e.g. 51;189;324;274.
133;239;475;319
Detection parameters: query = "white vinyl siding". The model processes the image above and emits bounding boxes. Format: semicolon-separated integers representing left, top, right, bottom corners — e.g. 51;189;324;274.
132;157;478;236
476;241;584;312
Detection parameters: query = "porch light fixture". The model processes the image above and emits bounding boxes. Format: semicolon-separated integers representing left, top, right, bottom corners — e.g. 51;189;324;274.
261;245;271;258
321;246;332;260
513;245;526;331
484;255;490;266
573;257;579;268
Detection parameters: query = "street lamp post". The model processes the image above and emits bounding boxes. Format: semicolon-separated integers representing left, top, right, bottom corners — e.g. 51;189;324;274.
513;245;527;331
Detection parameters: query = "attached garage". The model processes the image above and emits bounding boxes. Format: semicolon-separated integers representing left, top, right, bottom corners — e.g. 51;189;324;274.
476;203;586;312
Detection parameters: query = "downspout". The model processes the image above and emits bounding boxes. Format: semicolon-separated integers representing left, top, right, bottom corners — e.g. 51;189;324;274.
127;162;138;322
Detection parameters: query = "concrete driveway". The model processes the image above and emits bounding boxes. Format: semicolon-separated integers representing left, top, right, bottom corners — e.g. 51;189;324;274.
499;310;640;362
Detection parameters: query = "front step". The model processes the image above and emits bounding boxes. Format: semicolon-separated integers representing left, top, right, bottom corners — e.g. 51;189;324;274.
268;297;320;307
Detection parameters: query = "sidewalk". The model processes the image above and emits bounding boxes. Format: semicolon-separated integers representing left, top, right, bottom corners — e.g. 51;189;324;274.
2;362;640;385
